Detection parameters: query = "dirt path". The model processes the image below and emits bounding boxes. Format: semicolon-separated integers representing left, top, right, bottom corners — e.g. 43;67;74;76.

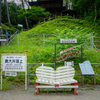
0;88;100;100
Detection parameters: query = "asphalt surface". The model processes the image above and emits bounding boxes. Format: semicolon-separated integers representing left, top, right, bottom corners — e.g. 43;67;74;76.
0;88;100;100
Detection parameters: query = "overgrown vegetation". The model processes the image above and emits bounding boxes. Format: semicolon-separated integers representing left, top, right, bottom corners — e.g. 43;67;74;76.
1;22;17;34
0;17;100;86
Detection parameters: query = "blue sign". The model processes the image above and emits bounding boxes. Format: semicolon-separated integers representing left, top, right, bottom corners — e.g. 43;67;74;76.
79;61;95;75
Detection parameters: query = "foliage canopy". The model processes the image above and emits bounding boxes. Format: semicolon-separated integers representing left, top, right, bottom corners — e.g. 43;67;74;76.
18;6;51;19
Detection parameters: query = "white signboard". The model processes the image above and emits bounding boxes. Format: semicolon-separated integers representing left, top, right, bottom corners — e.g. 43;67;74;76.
1;54;27;72
60;39;77;43
65;61;74;66
0;39;7;41
5;72;17;76
18;24;23;27
0;36;7;41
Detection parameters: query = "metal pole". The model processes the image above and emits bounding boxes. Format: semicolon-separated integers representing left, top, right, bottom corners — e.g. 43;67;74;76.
61;13;62;17
82;75;84;88
49;16;50;21
94;75;96;88
18;34;19;47
44;18;45;23
27;65;29;85
81;44;83;63
54;43;56;70
43;34;45;47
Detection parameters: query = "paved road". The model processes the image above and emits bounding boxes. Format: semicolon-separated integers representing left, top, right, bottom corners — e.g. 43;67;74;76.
0;88;100;100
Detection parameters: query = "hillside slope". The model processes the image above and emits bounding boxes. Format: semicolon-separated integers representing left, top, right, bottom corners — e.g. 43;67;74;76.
0;17;99;63
0;17;100;85
20;18;97;35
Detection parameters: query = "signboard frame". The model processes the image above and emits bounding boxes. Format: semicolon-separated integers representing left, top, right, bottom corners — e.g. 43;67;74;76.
54;43;83;70
1;54;27;90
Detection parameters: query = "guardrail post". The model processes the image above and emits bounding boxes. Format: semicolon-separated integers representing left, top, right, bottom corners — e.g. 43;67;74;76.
27;64;29;86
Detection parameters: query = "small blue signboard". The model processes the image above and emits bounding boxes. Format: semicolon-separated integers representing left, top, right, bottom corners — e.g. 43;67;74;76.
79;61;95;75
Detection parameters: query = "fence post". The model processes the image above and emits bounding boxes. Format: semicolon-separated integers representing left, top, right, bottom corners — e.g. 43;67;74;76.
49;16;50;21
67;13;69;18
39;20;40;25
18;34;19;47
80;15;81;20
27;64;29;86
73;14;75;19
90;33;94;49
61;13;62;17
44;18;46;23
55;14;56;19
43;34;45;47
91;34;97;50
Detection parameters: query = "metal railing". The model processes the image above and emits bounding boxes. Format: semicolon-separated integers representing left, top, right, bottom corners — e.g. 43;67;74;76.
2;30;19;46
0;63;100;89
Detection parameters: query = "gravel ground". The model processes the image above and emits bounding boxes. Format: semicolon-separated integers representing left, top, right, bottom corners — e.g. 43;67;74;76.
0;88;100;100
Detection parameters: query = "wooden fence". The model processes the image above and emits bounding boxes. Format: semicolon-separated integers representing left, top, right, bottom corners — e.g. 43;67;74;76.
94;36;100;49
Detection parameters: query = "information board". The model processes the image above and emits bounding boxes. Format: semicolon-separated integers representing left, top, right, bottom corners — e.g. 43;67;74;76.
1;54;27;72
1;54;27;90
79;61;95;75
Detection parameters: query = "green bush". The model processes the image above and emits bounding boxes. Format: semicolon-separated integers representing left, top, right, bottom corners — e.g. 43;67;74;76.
7;76;15;81
30;80;36;84
2;82;12;90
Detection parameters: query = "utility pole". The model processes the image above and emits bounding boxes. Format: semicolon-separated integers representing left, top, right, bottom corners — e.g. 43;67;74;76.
0;0;1;45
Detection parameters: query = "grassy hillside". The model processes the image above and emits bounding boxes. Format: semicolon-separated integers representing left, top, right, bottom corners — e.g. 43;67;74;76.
1;23;17;34
0;17;100;86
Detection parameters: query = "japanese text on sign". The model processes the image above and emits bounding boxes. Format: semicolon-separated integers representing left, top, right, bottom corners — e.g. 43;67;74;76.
5;72;17;76
0;36;7;41
1;54;27;72
60;39;77;43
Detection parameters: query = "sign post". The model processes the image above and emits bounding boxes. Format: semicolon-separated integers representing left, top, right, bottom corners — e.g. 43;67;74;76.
1;54;27;90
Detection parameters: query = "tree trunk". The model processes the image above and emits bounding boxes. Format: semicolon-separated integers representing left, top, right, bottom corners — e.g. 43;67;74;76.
94;0;97;21
84;9;86;16
21;0;29;29
4;0;11;23
24;0;30;9
65;3;68;10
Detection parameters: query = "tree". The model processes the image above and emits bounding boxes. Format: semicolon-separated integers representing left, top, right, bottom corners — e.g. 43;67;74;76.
1;3;8;23
18;6;51;22
4;0;11;23
21;0;29;29
8;1;21;25
94;0;97;21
